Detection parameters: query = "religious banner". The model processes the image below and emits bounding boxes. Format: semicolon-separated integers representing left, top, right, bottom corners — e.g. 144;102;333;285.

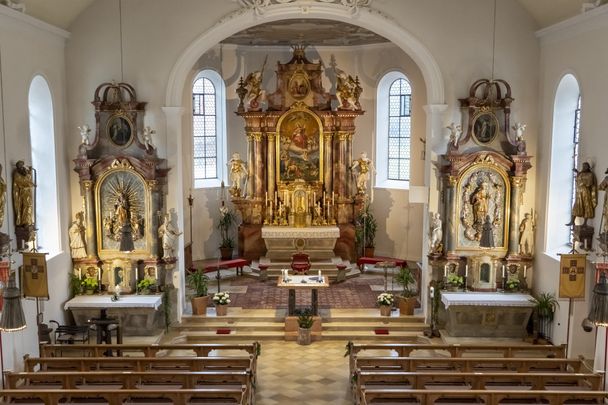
20;251;49;299
0;259;10;310
559;253;586;299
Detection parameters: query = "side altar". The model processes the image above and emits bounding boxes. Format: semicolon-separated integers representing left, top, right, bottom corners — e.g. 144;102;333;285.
232;46;366;262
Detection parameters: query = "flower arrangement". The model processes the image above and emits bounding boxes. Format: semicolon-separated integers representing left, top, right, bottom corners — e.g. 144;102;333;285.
137;278;155;293
213;291;231;306
377;292;394;306
446;273;464;288
506;278;520;291
81;277;98;292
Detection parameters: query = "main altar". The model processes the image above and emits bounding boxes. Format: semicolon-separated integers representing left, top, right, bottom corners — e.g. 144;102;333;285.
232;46;365;261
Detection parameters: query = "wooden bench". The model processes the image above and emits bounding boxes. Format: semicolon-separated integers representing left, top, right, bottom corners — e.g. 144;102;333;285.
24;354;253;373
360;387;608;405
0;387;246;405
354;356;588;374
347;342;568;376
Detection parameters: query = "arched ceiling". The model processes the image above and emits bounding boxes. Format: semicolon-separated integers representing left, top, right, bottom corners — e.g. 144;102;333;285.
8;0;602;32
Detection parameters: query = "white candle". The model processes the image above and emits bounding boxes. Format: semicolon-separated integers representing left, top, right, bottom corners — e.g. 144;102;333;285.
524;265;527;278
78;268;82;280
444;264;447;277
430;286;434;298
502;265;505;278
313;192;316;203
465;265;468;277
332;192;335;206
318;270;322;280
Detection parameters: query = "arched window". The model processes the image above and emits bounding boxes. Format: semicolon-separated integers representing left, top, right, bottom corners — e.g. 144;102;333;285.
376;71;412;189
28;75;60;256
192;69;226;188
546;74;581;251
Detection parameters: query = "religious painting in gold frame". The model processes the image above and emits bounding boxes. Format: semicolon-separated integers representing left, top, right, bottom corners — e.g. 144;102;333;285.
559;253;586;299
456;162;510;252
276;105;323;184
94;162;149;255
288;68;311;101
472;110;499;144
106;112;134;147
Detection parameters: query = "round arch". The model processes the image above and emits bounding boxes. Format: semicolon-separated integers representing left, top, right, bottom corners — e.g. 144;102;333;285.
165;3;444;106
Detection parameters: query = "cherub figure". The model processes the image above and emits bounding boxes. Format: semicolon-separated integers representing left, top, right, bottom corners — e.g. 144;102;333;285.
446;122;462;150
142;126;156;151
78;124;91;146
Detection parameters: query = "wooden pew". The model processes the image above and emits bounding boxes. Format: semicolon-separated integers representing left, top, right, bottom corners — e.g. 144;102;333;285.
24;354;253;373
347;341;567;376
354;370;602;403
0;387;246;405
360;387;608;405
354;356;588;374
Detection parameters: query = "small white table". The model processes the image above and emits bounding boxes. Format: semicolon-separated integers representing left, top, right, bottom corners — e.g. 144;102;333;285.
277;275;329;316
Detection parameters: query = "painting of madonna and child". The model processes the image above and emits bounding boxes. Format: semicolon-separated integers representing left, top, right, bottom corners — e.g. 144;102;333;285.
278;110;322;183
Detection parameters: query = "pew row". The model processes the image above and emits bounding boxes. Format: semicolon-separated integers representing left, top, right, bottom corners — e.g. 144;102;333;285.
360;387;608;405
0;387;246;405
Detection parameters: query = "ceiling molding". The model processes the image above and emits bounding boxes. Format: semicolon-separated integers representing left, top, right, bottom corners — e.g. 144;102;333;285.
0;4;69;40
536;3;608;43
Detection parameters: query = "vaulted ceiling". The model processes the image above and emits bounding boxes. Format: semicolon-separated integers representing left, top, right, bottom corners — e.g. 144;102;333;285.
13;0;597;33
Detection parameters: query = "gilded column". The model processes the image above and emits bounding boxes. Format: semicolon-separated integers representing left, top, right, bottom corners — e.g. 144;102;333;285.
267;132;276;200
444;175;458;254
509;176;526;256
336;131;350;198
246;133;255;198
148;180;160;258
323;133;333;195
253;132;265;199
346;132;353;197
81;180;97;258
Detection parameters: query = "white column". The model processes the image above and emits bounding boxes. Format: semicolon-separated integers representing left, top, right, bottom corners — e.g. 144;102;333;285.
162;106;186;321
594;327;607;389
421;104;448;324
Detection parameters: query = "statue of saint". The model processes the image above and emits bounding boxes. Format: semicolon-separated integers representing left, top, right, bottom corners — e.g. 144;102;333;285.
518;212;535;256
244;56;267;110
0;164;6;228
158;213;182;259
599;168;608;236
470;182;489;227
566;162;597;226
68;212;87;259
351;152;375;196
12;160;35;227
479;215;495;248
429;212;443;254
228;153;248;197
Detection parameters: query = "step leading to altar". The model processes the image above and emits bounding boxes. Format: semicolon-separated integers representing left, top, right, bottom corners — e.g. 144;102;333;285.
261;226;340;261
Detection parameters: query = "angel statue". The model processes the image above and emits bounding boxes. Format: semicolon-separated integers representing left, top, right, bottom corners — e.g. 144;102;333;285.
158;213;182;259
78;124;91;146
336;66;361;110
228;153;248;198
512;122;527;154
429;212;443;255
142;126;156;151
446;122;462;150
351;151;375;198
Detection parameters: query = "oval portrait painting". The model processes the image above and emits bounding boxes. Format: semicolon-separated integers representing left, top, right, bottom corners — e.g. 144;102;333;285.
472;112;498;144
107;116;132;146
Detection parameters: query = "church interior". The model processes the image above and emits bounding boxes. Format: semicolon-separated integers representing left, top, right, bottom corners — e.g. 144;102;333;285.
1;0;608;403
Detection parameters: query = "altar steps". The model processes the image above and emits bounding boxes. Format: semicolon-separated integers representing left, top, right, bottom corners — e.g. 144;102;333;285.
175;308;428;342
245;258;361;282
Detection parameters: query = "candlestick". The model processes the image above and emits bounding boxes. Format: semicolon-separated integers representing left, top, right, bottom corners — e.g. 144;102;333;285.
313;192;316;203
502;264;505;278
444;264;447;277
332;191;335;206
465;265;468;277
318;270;322;281
430;286;434;298
524;265;527;278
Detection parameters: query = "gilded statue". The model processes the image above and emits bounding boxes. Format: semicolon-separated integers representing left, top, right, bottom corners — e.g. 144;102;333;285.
228;152;248;197
518;212;535;256
351;151;374;196
460;172;505;244
13;160;35;227
598;168;608;236
336;66;361;110
158;213;182;259
566;162;597;227
470;182;489;228
68;211;87;259
243;56;267;110
0;164;6;228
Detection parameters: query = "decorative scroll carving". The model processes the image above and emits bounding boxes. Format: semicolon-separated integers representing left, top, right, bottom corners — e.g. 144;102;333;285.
237;0;372;15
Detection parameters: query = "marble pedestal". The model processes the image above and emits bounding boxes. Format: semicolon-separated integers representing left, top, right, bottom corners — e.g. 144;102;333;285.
64;295;164;336
441;292;534;338
261;226;339;260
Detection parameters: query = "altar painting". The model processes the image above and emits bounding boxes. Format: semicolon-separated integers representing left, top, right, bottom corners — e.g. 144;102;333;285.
96;169;147;252
277;109;322;183
457;166;509;250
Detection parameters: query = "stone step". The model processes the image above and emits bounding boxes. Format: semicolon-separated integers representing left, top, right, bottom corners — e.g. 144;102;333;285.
175;322;285;332
181;313;425;324
183;330;286;341
179;329;425;342
322;322;428;331
321;330;425;341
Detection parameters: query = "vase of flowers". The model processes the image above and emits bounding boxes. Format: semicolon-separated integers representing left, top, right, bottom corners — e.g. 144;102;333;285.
505;278;520;292
446;273;464;291
213;291;230;316
81;277;98;295
377;292;394;316
137;278;155;295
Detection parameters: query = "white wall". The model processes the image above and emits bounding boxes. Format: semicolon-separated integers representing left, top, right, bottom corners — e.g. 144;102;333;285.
0;7;71;372
536;6;608;360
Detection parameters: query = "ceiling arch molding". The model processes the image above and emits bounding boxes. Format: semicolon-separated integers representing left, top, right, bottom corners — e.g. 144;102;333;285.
164;1;445;106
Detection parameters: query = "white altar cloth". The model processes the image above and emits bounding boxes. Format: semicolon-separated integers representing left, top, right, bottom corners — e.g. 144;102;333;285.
261;226;340;238
64;295;163;310
441;292;534;309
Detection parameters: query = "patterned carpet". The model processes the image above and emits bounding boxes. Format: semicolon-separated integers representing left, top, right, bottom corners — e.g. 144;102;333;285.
228;276;384;309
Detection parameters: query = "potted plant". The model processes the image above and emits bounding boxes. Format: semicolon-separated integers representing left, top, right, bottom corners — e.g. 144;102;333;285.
295;308;314;345
137;278;155;295
505;278;520;292
186;269;209;315
377;292;394;316
213;291;231;316
69;273;83;297
446;273;464;291
81;277;98;295
355;205;377;257
395;266;417;316
529;292;559;342
218;206;237;260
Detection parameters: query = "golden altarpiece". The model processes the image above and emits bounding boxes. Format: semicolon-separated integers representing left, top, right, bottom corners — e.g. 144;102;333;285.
430;79;534;292
233;47;365;261
72;82;169;294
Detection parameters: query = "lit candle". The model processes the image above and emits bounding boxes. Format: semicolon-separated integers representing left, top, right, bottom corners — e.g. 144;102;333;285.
502;265;505;278
465;265;468;277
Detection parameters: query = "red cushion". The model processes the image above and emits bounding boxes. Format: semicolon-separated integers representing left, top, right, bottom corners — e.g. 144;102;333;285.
216;328;231;334
374;328;389;335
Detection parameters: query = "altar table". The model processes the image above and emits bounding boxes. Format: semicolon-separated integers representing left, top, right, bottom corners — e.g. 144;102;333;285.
64;295;163;336
441;292;535;338
262;226;339;260
278;275;329;316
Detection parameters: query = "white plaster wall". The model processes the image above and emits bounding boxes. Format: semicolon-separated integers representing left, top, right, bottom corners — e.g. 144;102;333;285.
65;0;539;265
536;6;608;360
0;7;71;373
